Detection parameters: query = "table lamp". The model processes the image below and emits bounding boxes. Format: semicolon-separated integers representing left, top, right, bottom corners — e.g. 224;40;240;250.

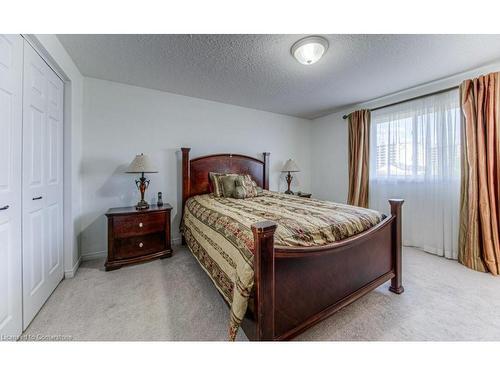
281;159;300;194
126;153;158;210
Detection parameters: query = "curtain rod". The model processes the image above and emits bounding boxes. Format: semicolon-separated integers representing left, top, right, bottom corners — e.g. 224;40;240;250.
342;85;460;119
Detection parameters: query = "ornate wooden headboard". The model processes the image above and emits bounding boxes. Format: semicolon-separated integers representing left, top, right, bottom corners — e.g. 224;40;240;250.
181;147;270;210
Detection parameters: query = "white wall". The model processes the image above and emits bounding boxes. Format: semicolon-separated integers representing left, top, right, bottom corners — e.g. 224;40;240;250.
310;61;500;204
29;35;84;277
80;78;312;259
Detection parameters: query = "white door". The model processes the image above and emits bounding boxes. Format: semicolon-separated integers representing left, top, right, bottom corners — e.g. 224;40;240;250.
22;41;64;329
0;35;23;339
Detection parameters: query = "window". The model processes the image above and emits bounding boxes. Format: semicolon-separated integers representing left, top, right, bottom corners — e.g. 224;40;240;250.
370;91;461;181
369;89;461;259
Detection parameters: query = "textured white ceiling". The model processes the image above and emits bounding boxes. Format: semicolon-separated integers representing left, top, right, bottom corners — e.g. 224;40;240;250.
57;34;500;119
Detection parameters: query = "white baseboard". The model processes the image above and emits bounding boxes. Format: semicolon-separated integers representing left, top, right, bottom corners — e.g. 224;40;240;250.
64;256;82;279
81;251;107;261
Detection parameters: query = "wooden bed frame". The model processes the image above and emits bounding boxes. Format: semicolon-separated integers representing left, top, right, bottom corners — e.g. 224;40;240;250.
181;147;404;341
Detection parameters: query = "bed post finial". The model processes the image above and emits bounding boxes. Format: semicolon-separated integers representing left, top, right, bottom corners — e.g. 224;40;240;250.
263;152;270;190
389;199;404;294
181;148;191;245
252;220;277;341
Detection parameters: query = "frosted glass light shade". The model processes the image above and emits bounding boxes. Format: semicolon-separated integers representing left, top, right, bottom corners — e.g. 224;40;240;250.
291;36;328;65
126;153;158;173
281;159;300;172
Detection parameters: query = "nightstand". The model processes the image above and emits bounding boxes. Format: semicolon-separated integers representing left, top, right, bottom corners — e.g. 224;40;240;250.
105;204;172;271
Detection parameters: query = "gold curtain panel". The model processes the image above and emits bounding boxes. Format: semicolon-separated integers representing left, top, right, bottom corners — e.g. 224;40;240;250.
459;72;500;275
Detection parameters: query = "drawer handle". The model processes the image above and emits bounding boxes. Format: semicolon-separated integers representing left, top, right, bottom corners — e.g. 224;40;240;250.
0;205;9;211
139;242;144;248
139;222;143;228
32;196;43;200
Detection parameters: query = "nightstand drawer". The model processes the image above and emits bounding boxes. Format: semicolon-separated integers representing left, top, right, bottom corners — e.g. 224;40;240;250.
113;212;165;238
114;233;165;260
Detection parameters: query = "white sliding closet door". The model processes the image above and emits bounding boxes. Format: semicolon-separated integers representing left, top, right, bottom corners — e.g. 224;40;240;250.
0;35;23;339
22;41;64;329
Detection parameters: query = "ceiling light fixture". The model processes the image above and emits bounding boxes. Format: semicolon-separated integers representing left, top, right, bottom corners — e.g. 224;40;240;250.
291;36;329;65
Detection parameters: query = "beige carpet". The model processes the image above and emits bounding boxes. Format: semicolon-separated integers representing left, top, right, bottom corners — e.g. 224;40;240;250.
22;246;500;341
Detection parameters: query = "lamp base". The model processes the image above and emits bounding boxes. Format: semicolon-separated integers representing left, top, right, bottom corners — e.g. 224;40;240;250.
284;172;294;195
135;200;150;210
134;173;151;210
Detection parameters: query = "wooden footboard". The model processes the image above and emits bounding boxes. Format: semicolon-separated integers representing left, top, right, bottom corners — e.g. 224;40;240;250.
246;199;404;341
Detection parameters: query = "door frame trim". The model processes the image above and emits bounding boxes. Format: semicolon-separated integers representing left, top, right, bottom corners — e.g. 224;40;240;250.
22;36;66;81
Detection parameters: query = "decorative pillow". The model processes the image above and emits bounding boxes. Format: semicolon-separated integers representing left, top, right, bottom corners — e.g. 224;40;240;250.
249;179;264;196
233;186;247;199
234;175;258;198
233;185;263;199
209;172;238;197
208;172;220;195
220;175;239;198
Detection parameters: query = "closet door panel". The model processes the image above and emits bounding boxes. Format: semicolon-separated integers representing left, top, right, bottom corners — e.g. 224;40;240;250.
47;203;59;273
24;48;46;192
0;224;13;325
45;67;63;280
0;34;23;339
22;41;64;329
27;209;44;293
22;42;48;326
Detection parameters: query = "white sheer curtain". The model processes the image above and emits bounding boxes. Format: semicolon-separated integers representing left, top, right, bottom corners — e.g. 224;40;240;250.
369;90;461;259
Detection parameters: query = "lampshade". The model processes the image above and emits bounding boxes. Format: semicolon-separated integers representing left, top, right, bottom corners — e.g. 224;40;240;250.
125;153;158;173
281;159;300;172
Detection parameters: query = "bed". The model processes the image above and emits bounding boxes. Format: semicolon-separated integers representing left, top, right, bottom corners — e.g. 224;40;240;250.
180;148;404;341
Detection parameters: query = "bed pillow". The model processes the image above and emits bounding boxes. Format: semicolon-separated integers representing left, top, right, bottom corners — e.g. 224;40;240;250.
208;172;221;196
233;185;264;199
249;177;264;196
234;175;258;198
232;186;247;199
241;175;264;197
220;175;239;198
209;172;238;197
